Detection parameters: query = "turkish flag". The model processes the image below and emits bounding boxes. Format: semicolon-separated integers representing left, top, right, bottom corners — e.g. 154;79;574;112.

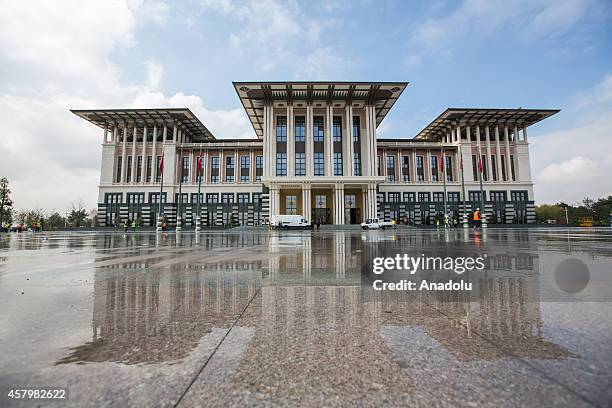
159;154;164;173
478;157;483;173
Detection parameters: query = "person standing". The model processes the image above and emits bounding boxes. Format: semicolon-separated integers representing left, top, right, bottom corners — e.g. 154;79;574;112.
131;219;136;232
316;218;321;230
473;208;481;229
124;220;129;232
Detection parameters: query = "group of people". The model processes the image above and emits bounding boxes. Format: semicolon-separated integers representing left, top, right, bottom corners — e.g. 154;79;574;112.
122;219;138;232
432;208;483;229
1;220;42;233
309;218;324;231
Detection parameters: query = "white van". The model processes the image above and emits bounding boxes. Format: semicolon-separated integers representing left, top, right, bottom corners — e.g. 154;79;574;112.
270;215;310;230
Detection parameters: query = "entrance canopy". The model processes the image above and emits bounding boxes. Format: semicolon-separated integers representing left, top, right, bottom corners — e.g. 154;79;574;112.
233;81;409;139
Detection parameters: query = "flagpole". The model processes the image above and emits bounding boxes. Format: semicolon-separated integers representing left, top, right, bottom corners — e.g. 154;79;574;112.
195;154;202;232
176;146;183;232
441;144;447;219
156;154;164;232
459;144;468;227
478;156;486;228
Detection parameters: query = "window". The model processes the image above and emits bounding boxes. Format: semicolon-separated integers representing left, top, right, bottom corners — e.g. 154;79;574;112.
276;153;287;176
314;153;324;176
211;156;219;183
115;157;122;183
313;117;324;142
354;153;361;176
403;192;415;202
252;193;262;203
136;156;143;182
175;193;188;205
490;191;507;201
333;117;342;142
240;156;250;183
295;153;306;176
206;193;219;203
334;152;343;176
255;155;263;182
315;195;327;208
448;192;460;202
295;116;305;142
491;155;498;181
468;191;483;202
237;193;250;203
191;193;204;204
156;156;163;182
221;193;234;203
181;156;189;183
430;156;438;182
285;195;298;215
472;155;479;181
386;155;395;182
445;156;453;182
146;156;152;182
126;156;132;183
501;155;507;181
432;192;444;202
510;155;516;181
388;192;400;202
418;192;430;202
416;156;424;182
225;156;234;183
105;193;122;204
276;116;287;142
481;154;488;181
352;116;360;143
401;156;410;182
511;191;528;201
149;192;167;204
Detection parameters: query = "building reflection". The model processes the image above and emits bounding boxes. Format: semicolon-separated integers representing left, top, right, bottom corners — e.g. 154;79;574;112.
58;229;572;368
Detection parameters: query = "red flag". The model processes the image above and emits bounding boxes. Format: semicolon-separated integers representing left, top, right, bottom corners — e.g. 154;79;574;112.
460;157;464;171
477;156;483;173
198;157;204;172
158;154;164;173
439;152;444;172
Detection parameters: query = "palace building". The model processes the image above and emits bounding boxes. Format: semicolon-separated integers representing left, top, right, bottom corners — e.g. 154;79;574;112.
72;81;558;227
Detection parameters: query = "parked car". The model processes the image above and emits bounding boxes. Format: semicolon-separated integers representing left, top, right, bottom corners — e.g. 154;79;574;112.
360;218;394;230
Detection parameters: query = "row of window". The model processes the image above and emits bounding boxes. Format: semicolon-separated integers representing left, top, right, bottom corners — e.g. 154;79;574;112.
116;155;264;184
276;152;362;177
381;190;528;202
105;192;263;205
378;155;454;182
276;116;361;143
471;154;516;182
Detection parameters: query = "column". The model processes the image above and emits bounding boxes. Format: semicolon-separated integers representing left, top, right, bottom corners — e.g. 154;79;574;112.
287;105;294;177
360;109;370;177
370;105;378;177
189;149;195;183
172;124;177;142
234;150;239;183
411;149;417;183
348;105;355;176
495;127;502;182
426;150;432;182
152;126;157;182
121;125;127;183
141;126;147;183
306;104;314;177
203;150;209;183
343;105;351;177
302;185;311;222
325;104;333;176
513;125;519;145
396;150;401;182
130;125;137;183
485;126;493;183
219;150;225;183
250;149;255;182
523;126;528;143
380;150;387;178
270;106;276;177
476;126;482;181
362;187;367;220
504;126;511;181
335;184;345;225
112;124;118;144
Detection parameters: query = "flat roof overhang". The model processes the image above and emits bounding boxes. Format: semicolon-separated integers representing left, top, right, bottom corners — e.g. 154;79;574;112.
71;108;216;142
233;81;409;139
414;108;560;141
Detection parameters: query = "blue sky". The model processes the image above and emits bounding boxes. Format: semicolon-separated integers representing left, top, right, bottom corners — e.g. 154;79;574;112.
1;0;611;210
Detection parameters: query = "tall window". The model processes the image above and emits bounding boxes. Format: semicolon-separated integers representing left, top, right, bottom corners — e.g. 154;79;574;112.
116;157;122;183
354;153;361;176
136;156;143;182
481;154;488;181
276;153;287;176
240;156;250;182
146;156;152;182
211;156;219;183
430;156;438;182
445;156;453;182
401;156;410;182
491;155;498;181
255;155;263;182
313;117;324;142
295;116;305;142
472;155;479;181
416;156;424;182
501;155;507;181
225;156;234;183
333;153;343;176
126;156;132;183
352;116;360;143
181;156;189;183
276;116;287;142
510;155;516;181
333;117;342;142
285;195;298;215
314;152;324;176
156;156;162;182
386;155;395;182
295;153;306;176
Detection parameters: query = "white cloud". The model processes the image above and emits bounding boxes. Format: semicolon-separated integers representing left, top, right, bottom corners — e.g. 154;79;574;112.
0;1;252;212
531;74;612;204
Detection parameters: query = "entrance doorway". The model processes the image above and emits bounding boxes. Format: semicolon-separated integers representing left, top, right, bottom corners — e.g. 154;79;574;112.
344;194;360;224
314;194;330;224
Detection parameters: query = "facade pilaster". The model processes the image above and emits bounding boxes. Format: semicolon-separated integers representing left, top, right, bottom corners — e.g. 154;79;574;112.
306;104;314;177
141;126;147;183
121;125;127;183
287;105;294;177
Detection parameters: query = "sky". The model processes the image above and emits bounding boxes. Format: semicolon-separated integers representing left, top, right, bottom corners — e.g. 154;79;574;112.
1;0;611;213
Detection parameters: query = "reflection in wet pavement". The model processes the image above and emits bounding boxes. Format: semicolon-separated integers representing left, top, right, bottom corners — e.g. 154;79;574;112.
0;228;611;407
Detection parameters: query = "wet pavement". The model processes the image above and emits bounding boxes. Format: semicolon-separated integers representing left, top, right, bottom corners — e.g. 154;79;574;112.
0;228;611;407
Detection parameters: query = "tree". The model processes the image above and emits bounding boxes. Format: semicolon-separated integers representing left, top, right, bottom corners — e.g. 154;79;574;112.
67;200;89;227
45;212;66;230
15;208;44;227
0;177;13;228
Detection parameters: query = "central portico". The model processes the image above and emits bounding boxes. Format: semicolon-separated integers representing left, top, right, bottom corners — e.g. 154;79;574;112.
234;81;408;224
